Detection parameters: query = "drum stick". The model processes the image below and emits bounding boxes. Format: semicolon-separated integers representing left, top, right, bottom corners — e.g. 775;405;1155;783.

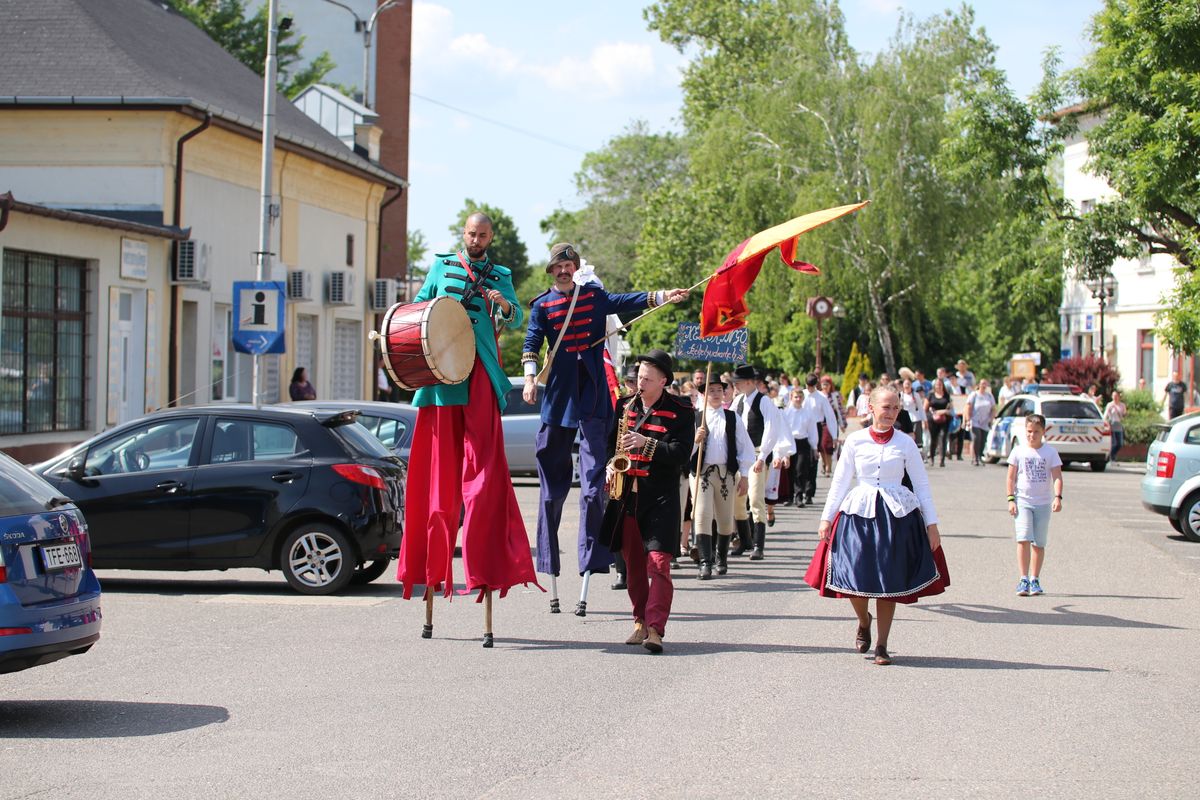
586;273;715;349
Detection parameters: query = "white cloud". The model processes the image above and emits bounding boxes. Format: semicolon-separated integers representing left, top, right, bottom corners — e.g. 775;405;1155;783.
412;3;661;98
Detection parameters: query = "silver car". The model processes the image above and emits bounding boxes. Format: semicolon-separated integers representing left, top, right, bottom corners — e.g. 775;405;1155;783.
1141;411;1200;542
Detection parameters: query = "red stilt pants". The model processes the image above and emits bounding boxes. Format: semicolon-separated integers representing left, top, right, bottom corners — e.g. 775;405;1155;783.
398;368;540;600
621;514;674;636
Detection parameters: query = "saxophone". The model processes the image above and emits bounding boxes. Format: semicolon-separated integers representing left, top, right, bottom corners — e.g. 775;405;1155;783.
607;391;639;499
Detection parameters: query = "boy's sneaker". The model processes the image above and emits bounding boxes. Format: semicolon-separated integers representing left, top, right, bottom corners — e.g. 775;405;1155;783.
1029;577;1044;595
1016;577;1031;596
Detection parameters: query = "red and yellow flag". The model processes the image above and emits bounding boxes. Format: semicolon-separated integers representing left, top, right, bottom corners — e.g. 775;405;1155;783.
700;201;868;336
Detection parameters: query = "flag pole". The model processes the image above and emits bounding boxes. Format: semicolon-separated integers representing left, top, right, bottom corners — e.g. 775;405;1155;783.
587;272;715;349
689;361;714;558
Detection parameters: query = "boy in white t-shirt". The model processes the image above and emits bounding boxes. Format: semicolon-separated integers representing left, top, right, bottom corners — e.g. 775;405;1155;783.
1006;414;1063;596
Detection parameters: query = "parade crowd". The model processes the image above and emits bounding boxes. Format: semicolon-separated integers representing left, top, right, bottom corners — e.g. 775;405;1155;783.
389;216;1072;665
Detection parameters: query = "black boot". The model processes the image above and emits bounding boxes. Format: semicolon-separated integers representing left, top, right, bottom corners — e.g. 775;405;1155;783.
730;519;752;557
697;535;713;580
749;521;766;560
716;534;731;575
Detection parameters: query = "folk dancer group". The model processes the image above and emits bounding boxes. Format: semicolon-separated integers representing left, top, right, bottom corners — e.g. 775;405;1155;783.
396;215;949;660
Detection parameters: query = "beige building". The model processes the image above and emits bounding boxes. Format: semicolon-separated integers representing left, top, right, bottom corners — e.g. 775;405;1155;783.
0;0;405;462
1058;111;1193;407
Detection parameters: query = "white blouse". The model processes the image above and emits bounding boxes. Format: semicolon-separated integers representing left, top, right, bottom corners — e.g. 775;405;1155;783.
820;427;938;525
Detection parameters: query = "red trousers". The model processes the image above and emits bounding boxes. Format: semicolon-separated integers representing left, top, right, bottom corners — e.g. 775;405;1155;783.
621;515;674;635
398;367;540;601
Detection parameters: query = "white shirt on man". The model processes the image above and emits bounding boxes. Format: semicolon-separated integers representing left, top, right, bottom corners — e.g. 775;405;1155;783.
699;406;756;476
735;389;794;461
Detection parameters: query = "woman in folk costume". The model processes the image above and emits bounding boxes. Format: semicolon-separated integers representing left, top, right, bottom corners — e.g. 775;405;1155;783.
804;385;949;665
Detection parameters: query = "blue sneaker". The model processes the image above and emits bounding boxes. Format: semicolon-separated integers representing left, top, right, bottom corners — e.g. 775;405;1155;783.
1029;578;1043;595
1016;577;1031;596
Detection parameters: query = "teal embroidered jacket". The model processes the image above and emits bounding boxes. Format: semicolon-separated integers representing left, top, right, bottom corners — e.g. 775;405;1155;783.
411;251;523;411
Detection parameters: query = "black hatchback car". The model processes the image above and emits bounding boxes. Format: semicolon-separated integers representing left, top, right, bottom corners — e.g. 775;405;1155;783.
34;405;405;595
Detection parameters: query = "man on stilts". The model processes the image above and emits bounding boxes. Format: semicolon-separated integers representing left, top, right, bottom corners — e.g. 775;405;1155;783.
599;349;695;654
397;212;540;647
522;244;688;615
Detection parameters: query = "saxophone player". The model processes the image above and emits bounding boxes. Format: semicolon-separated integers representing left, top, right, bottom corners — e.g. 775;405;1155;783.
599;349;695;654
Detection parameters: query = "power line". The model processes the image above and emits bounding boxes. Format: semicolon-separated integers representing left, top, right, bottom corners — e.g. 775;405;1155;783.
411;92;589;154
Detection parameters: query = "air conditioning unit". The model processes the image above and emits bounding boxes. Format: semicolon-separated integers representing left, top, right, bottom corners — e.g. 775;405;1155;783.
326;269;356;306
174;240;210;284
371;278;399;311
286;269;314;302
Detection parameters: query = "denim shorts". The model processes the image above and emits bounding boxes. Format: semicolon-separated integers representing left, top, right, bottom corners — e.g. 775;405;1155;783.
1015;503;1052;548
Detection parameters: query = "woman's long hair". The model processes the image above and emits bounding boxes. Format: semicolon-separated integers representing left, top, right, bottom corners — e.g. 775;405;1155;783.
290;367;306;384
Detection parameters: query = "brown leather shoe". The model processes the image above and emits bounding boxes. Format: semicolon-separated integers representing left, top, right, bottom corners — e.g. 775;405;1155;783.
643;627;663;654
625;622;647;646
855;613;872;653
873;646;892;666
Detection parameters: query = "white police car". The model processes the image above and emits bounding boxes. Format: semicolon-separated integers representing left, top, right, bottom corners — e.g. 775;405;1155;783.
984;386;1111;471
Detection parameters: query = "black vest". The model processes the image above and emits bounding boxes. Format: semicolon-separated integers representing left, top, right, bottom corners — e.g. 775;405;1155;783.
694;409;739;474
736;392;766;447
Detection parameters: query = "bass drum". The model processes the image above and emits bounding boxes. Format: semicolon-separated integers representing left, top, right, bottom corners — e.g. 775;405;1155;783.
378;297;475;390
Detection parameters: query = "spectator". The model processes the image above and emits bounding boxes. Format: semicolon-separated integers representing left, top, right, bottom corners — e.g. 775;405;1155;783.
965;379;996;466
850;372;872;410
289;367;316;401
1162;371;1189;419
1104;391;1127;461
925;377;953;467
901;378;925;448
997;376;1017;405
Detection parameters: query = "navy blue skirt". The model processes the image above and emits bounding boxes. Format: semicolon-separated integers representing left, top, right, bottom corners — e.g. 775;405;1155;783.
805;495;949;604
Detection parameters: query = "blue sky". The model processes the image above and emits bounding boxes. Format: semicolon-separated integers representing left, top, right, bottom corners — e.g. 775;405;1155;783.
395;0;1100;262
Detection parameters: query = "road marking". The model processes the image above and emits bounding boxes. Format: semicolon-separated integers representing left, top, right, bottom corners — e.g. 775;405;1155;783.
200;595;390;607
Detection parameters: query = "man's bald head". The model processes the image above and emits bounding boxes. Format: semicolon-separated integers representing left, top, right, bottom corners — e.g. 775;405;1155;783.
462;212;494;260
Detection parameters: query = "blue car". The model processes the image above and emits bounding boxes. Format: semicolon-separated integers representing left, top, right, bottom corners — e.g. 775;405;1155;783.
0;451;101;674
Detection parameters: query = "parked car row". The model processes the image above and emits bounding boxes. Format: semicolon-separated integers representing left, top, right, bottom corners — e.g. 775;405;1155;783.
1141;411;1200;542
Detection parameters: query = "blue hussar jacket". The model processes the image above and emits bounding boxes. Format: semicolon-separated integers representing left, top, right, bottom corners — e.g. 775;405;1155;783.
523;282;649;428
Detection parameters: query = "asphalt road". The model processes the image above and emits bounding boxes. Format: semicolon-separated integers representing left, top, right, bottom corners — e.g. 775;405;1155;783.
2;456;1196;799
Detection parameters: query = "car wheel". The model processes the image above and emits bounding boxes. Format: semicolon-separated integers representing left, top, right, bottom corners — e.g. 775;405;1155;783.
280;524;355;595
1169;515;1183;534
1180;494;1200;544
1090;460;1107;472
351;558;392;585
983;454;998;464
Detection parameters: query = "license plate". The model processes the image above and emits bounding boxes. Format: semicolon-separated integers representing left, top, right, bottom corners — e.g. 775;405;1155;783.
1059;425;1088;434
41;542;82;572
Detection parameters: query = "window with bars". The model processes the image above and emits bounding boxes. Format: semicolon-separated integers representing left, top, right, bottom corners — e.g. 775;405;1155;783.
0;249;89;434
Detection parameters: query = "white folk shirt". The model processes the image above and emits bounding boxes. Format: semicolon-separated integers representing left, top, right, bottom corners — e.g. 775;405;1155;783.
781;403;815;444
805;388;838;436
699;406;756;476
820;427;939;525
736;389;794;462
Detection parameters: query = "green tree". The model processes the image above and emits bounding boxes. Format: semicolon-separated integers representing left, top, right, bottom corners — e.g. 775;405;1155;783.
541;121;688;292
407;229;428;269
946;0;1200;354
642;0;1003;375
167;0;335;98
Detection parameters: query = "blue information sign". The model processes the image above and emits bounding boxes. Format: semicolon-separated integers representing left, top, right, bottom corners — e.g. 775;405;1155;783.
674;322;748;363
232;281;286;355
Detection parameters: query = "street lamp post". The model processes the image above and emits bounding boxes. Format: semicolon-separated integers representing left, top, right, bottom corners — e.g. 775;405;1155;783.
1087;273;1115;360
321;0;404;108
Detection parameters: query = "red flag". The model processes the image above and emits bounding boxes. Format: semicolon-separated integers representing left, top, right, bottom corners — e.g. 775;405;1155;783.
699;202;868;337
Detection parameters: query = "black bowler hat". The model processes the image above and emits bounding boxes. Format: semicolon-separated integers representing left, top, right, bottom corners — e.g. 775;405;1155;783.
697;377;727;393
635;348;674;380
732;364;759;382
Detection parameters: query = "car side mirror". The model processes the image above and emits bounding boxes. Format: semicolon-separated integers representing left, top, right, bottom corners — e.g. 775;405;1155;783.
66;455;86;480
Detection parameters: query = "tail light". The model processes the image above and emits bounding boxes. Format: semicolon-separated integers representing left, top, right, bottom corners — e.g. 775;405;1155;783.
1097;423;1111;435
0;627;33;636
0;566;6;584
332;463;386;490
1156;451;1176;479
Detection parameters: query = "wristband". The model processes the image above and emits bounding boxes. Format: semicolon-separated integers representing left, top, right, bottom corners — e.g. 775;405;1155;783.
1055;495;1062;499
1006;495;1015;502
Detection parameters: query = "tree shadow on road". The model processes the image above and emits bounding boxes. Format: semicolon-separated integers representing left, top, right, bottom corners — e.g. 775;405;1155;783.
920;602;1183;629
0;699;229;738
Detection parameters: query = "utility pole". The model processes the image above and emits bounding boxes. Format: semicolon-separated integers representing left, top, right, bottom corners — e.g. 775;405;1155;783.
254;0;285;407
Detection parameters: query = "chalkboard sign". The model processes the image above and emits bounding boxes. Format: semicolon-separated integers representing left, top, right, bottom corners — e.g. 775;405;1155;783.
674;322;749;363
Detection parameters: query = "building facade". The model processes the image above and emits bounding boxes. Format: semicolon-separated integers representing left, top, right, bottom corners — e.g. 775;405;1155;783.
0;0;405;462
1058;112;1194;404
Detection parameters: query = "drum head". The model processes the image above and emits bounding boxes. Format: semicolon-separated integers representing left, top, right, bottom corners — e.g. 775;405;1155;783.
424;297;475;384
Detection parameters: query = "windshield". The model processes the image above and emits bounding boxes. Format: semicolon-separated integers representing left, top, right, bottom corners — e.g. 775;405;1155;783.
0;451;68;516
1041;400;1101;420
